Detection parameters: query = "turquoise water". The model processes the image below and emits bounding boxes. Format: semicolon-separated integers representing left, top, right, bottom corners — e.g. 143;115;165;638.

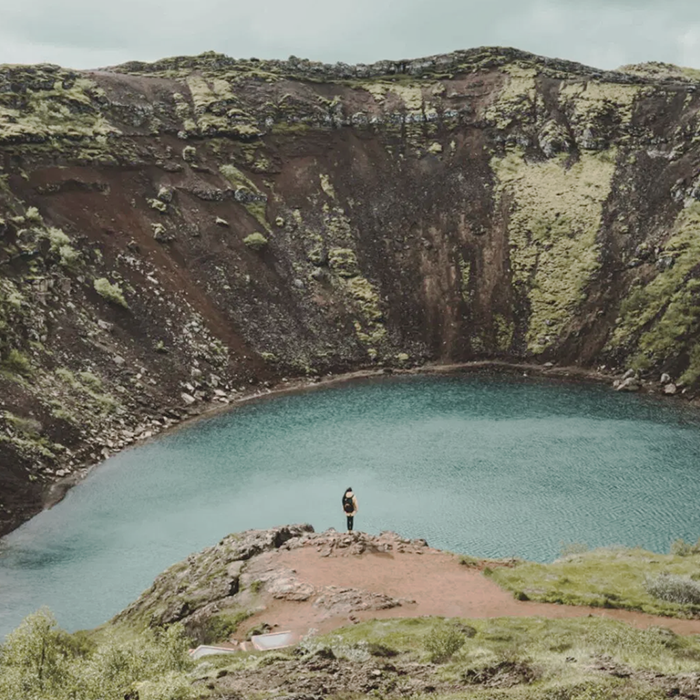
1;373;700;637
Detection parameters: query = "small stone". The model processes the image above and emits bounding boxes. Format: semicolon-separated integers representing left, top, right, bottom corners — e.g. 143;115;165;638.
113;355;125;366
215;217;229;226
181;393;196;405
622;368;637;380
157;186;173;203
97;320;113;331
293;278;305;289
660;373;672;384
616;377;640;392
663;383;677;395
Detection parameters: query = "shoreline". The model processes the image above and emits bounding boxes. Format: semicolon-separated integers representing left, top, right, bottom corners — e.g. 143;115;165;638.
30;359;689;535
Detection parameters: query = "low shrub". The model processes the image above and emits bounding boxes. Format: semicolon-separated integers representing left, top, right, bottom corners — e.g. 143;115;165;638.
185;609;253;646
645;573;700;605
2;349;32;376
423;623;466;663
243;232;268;251
93;278;128;308
0;610;195;700
670;538;700;556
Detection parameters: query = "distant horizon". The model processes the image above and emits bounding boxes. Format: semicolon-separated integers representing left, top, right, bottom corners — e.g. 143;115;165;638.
1;0;698;74
1;45;699;76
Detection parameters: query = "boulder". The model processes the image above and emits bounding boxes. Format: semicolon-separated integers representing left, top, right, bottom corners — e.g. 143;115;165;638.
616;377;640;392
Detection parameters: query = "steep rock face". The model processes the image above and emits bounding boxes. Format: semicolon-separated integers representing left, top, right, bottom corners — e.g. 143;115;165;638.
1;47;700;535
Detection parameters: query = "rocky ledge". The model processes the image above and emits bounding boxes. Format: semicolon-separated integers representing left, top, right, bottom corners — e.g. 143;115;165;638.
114;525;432;642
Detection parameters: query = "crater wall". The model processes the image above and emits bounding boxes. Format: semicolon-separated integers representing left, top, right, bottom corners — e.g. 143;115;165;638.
1;47;700;534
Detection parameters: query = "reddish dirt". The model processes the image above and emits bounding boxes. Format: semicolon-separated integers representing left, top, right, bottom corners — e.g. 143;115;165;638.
238;545;700;642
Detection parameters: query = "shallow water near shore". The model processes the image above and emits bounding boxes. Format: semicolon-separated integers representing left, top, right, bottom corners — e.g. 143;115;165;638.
1;372;700;637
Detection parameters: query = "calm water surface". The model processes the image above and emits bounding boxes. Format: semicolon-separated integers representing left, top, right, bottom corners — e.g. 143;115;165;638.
1;373;700;636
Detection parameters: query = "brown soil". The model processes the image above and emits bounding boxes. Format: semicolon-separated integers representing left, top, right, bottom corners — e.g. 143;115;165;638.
238;543;700;642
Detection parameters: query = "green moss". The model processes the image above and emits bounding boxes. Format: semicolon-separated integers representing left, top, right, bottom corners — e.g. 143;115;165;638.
328;248;359;278
485;64;538;129
220;164;258;191
148;198;168;213
342;273;387;350
559;80;640;133
0;70;120;145
343;276;383;322
269;122;311;135
494;314;515;352
457;254;471;302
319;173;336;198
46;227;80;267
220;164;269;228
94;278;128;308
1;348;32;376
610;202;700;377
24;206;42;224
492;148;616;354
243;232;268;251
3;411;41;436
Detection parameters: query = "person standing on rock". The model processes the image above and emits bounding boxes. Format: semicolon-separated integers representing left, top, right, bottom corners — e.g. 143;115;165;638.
342;487;358;532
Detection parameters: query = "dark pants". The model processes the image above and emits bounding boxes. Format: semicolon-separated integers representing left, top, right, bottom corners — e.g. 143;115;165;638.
346;515;354;531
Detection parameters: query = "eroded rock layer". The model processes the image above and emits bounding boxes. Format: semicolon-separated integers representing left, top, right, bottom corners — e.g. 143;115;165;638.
2;47;700;534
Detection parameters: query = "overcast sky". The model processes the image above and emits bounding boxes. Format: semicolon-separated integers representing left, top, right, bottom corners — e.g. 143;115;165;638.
1;0;699;71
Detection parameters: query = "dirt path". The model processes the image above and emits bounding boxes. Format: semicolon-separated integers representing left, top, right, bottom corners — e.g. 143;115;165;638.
238;544;700;643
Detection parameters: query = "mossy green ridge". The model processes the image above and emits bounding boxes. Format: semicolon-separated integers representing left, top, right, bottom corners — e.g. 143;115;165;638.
0;66;118;145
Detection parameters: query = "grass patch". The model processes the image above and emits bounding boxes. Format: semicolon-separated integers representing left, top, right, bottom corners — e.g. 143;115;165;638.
489;546;700;617
93;278;128;309
1;348;32;376
315;615;700;676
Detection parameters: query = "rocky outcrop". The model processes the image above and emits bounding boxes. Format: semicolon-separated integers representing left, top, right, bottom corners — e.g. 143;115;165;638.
113;526;427;637
114;524;314;628
2;47;700;535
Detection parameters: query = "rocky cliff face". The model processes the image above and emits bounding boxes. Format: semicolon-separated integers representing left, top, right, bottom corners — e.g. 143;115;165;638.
1;47;700;535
